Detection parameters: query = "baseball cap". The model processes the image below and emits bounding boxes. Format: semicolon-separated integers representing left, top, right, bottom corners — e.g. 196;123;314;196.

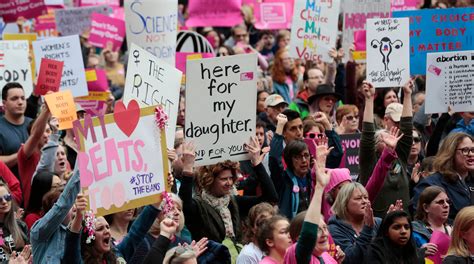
265;94;288;107
385;103;403;122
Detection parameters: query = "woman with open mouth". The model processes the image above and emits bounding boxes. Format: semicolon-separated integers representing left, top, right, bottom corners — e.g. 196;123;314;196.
412;132;474;221
366;210;425;264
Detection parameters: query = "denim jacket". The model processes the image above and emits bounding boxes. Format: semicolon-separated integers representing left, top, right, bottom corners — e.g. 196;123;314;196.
31;167;80;264
63;205;159;263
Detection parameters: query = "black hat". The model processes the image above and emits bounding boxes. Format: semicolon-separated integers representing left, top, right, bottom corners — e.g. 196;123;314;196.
307;84;342;104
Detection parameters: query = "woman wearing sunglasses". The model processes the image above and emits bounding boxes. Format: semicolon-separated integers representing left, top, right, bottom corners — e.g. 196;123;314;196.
412;186;452;258
413;132;474;221
0;182;28;261
335;105;360;135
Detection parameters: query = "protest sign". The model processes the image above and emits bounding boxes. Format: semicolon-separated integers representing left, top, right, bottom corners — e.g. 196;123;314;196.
390;0;417;11
35;10;58;39
125;0;177;66
86;68;108;92
33;35;88;97
289;0;341;63
0;41;33;101
366;18;410;88
353;30;367;62
55;5;112;36
340;133;361;180
123;44;183;149
393;7;474;75
427;231;451;264
0;0;46;23
45;0;65;5
73;104;169;216
186;0;243;27
44;90;77;130
254;0;293;30
3;33;37;79
75;100;107;117
342;0;391;62
176;52;214;74
88;13;125;51
425;50;474;114
185;53;257;166
35;58;64;95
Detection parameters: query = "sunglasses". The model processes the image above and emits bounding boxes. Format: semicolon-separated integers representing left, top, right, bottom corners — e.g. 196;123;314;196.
345;115;359;121
0;194;12;203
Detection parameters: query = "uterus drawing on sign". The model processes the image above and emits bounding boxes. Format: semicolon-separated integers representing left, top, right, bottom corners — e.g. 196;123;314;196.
370;37;403;71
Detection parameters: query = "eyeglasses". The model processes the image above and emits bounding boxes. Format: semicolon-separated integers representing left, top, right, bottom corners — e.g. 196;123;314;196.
293;153;310;161
413;137;421;143
433;199;451;206
457;147;474;156
234;33;248;38
345;115;359;121
0;194;12;203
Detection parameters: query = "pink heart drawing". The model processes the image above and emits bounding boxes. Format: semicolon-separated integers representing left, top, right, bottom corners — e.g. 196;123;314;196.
114;100;140;137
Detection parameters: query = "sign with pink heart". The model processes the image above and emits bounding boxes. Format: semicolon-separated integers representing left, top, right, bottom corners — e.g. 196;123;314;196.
73;104;169;216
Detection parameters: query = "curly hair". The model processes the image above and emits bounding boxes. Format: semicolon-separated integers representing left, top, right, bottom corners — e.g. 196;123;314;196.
271;48;298;84
198;160;240;192
243;202;277;243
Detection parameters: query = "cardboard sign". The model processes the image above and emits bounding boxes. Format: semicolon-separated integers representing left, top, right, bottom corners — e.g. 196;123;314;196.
340;133;361;180
0;0;47;23
342;0;391;63
75;100;107;117
289;0;341;63
123;44;182;149
366;18;410;88
35;58;64;95
425;50;474;114
254;0;293;30
44;90;77;130
176;52;214;74
3;33;37;79
125;0;177;66
88;13;125;52
393;7;474;75
86;68;108;92
185;53;257;166
0;41;33;100
390;0;417;11
35;10;58;39
55;5;112;36
73;105;169;216
33;35;88;97
186;0;243;27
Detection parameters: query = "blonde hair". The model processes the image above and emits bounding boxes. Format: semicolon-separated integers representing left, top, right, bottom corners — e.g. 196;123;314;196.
149;194;185;236
433;132;473;183
163;245;197;264
331;182;368;221
446;206;474;257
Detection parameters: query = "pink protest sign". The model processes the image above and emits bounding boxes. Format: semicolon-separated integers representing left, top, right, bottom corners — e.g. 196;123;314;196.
254;0;293;30
110;7;124;21
86;68;109;92
88;13;125;52
75;100;107;117
186;0;243;27
80;0;120;6
427;231;451;264
176;52;214;74
0;0;47;23
354;30;366;51
391;0;418;11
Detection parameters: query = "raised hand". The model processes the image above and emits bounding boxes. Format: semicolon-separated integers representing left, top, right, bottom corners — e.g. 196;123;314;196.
245;136;268;166
160;218;178;239
312;112;331;130
190;237;209;257
403;78;415;95
314;137;333;187
181;142;196;174
380;127;403;150
363;201;375;228
362;81;375;100
387;199;403;214
411;162;421;184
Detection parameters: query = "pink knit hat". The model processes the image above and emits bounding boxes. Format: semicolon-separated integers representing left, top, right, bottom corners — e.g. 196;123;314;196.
324;168;352;193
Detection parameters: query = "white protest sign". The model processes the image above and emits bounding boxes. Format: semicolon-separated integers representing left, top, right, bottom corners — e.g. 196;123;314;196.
185;53;257;166
0;41;33;104
289;0;341;63
366;18;410;88
123;44;183;149
425;50;474;114
125;0;177;66
342;0;391;62
55;5;112;36
33;35;88;97
73;105;169;216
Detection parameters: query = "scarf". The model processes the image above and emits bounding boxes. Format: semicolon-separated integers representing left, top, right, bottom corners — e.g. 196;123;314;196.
201;190;235;238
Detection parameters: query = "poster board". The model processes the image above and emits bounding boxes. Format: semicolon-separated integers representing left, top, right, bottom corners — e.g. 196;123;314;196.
185;53;257;166
73;104;169;216
0;41;33;101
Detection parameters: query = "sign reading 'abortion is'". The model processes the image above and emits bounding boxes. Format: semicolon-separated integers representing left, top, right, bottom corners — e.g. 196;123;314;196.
185;54;257;166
